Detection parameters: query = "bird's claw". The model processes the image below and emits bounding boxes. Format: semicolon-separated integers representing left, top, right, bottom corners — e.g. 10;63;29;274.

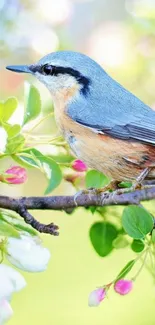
73;188;98;206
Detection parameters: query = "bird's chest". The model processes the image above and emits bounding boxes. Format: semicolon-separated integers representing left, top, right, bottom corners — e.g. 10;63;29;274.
53;99;100;163
54;107;83;157
52;96;80;155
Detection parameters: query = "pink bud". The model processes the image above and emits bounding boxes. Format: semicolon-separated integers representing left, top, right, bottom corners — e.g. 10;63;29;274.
5;166;27;184
88;287;106;307
114;279;133;295
72;160;87;172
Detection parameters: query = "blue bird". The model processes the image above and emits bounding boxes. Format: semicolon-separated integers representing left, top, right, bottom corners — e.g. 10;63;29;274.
6;51;155;190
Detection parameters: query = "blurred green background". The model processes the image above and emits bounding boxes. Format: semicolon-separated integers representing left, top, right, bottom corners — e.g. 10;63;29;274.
1;0;155;324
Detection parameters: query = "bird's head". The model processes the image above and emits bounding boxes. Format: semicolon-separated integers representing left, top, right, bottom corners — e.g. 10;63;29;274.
6;51;104;104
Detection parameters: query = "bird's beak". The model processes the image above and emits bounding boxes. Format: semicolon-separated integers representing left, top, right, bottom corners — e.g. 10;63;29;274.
6;65;31;74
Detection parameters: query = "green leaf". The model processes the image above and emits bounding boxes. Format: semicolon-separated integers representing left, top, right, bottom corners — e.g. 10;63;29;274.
49;153;74;163
17;148;63;192
89;222;118;257
131;239;145;252
96;206;108;217
12;153;39;168
0;211;37;236
14;223;37;236
29;148;62;194
23;82;41;125
3;123;21;138
119;181;132;188
41;159;62;194
0;97;18;122
86;170;109;189
89;206;97;214
118;228;126;235
115;259;135;282
0;219;20;238
113;235;129;249
122;206;153;239
151;229;155;243
6;134;25;154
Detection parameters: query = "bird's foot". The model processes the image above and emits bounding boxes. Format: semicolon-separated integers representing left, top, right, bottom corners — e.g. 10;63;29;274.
73;181;120;206
73;188;96;206
73;167;154;206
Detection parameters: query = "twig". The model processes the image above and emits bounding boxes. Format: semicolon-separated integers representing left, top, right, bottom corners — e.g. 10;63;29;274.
18;199;59;236
0;186;155;236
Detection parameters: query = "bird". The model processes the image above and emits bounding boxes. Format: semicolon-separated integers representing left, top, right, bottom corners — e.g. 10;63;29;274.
6;51;155;191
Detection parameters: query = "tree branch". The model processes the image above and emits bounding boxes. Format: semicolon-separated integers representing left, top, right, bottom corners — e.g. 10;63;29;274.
0;186;155;236
18;200;59;236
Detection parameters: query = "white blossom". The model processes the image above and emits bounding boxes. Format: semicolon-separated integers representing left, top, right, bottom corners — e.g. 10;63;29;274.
0;299;13;325
6;234;51;272
0;264;26;300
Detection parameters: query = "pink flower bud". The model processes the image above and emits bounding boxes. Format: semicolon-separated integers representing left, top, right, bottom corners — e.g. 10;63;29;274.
114;279;133;295
72;160;87;172
5;166;27;184
88;287;106;307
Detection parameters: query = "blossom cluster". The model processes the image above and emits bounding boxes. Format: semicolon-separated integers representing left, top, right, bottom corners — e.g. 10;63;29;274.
0;234;51;323
0;163;88;323
0;163;140;320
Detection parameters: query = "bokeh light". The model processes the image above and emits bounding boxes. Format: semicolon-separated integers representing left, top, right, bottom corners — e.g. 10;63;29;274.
37;0;72;25
31;28;59;55
126;0;155;17
87;22;130;67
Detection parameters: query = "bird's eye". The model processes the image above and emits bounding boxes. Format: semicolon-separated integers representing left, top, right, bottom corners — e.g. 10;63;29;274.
41;65;53;75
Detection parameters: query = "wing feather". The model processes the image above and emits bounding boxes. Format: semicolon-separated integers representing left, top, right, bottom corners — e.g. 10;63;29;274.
67;71;155;145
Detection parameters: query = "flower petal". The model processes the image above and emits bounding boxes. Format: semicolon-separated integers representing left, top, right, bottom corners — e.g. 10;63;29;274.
6;234;51;272
0;299;13;324
88;288;106;307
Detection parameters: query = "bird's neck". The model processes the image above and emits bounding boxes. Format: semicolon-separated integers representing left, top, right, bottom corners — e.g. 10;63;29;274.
51;85;79;135
52;84;80;106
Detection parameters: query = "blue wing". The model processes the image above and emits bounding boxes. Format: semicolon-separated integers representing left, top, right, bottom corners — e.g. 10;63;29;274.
67;73;155;145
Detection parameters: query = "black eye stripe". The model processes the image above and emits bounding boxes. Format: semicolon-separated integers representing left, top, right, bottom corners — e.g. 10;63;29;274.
30;64;91;96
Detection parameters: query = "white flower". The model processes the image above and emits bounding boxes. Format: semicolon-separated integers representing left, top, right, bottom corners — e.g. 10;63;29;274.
88;288;106;307
0;264;26;300
0;299;13;325
6;234;51;272
0;128;8;153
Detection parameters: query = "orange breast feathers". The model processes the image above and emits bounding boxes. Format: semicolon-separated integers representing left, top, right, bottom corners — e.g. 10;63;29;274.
52;83;80;132
73;131;155;181
53;84;80;109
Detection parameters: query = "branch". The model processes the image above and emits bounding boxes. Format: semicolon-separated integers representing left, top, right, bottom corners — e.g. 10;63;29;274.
18;201;59;236
0;186;155;236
